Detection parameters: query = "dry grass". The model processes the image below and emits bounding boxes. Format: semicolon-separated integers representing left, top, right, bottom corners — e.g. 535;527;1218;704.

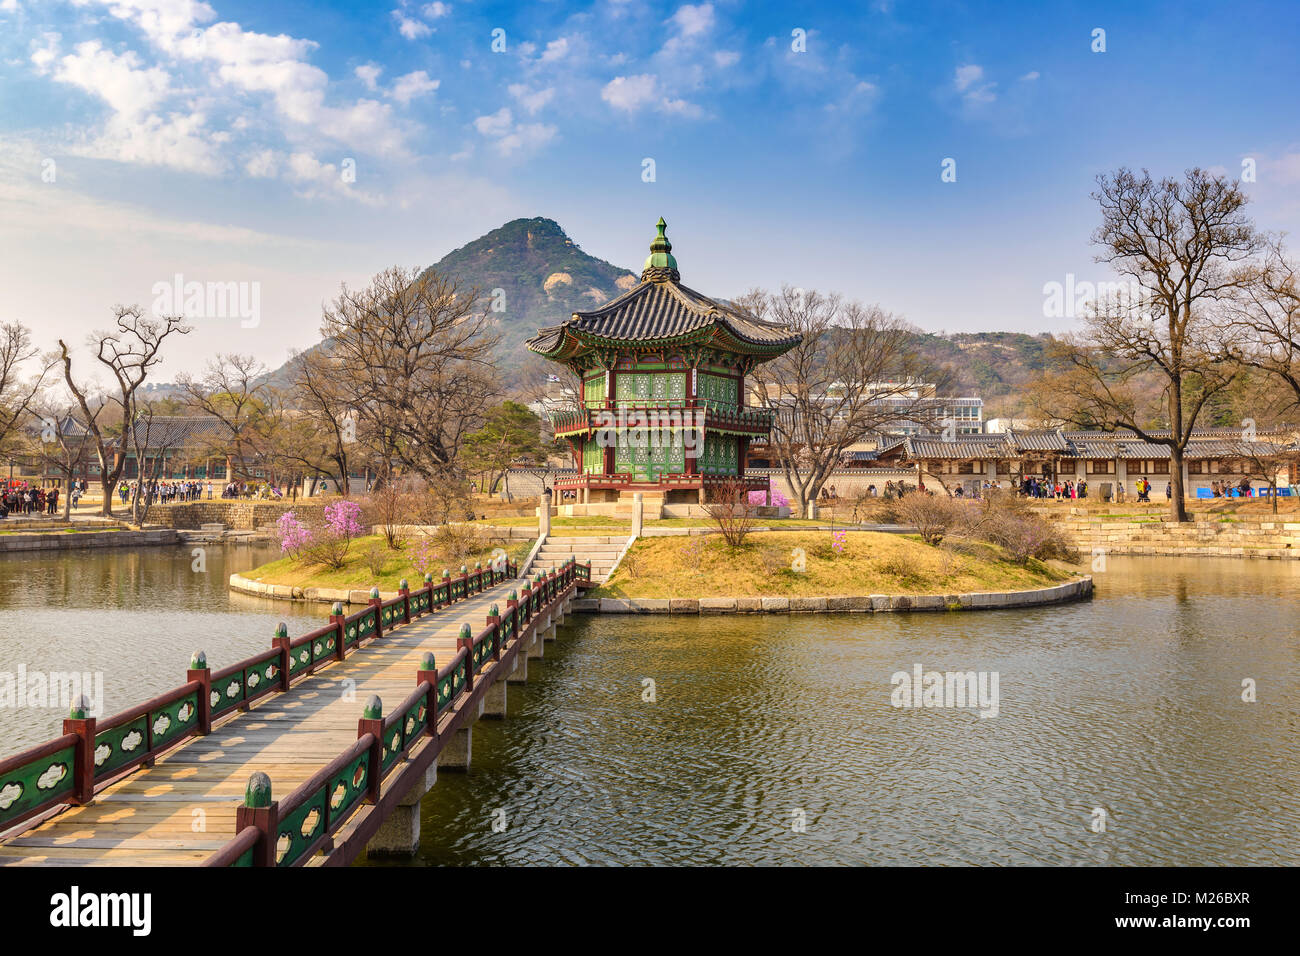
242;533;534;592
590;531;1077;599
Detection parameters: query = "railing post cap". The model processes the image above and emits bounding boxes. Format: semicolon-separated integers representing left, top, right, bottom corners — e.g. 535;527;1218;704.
420;651;436;670
442;569;450;578
362;695;383;719
68;695;91;719
475;561;482;570
189;649;208;670
459;623;472;639
489;604;499;617
399;578;409;590
424;572;434;583
245;771;273;808
274;622;288;638
369;586;380;600
331;601;344;616
509;589;518;601
459;565;467;575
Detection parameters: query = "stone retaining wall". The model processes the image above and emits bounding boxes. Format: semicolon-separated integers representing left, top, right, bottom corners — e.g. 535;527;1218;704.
571;576;1091;614
1054;517;1300;559
149;500;325;531
0;529;179;552
229;572;404;606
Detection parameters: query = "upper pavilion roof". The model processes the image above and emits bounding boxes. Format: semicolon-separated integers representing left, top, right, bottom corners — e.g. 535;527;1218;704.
525;219;802;363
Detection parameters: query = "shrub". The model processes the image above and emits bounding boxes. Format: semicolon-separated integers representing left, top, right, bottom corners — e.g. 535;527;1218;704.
705;478;758;548
276;511;313;559
971;492;1075;565
894;493;965;546
365;545;390;577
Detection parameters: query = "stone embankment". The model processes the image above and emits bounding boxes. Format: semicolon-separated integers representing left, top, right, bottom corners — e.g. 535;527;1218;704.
574;577;1092;614
1049;513;1300;559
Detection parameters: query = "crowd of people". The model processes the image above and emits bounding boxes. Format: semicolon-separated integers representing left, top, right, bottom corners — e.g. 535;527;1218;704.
0;482;62;517
117;479;210;505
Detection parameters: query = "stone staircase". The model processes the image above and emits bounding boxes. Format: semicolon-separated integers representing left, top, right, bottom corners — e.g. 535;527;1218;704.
529;535;630;583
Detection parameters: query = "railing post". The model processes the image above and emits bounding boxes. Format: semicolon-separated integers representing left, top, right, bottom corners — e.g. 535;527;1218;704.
62;696;96;805
474;562;483;593
416;651;438;732
271;622;293;690
400;578;411;624
457;624;474;690
458;565;468;601
357;696;384;805
520;583;532;624
330;602;347;661
487;606;501;661
423;572;435;615
369;586;383;639
188;650;213;734
441;569;450;606
506;592;519;644
236;772;279;867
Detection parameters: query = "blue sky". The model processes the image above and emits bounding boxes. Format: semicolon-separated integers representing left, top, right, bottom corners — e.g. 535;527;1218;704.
1;0;1297;375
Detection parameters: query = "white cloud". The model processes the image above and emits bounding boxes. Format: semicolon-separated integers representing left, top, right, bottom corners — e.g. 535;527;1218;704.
473;107;513;138
507;83;554;114
540;37;570;62
670;4;715;38
1;0;20;12
713;50;739;68
355;63;382;90
472;107;555;156
53;41;171;119
954;63;996;106
601;74;698;116
244;148;277;177
421;2;450;18
1019;71;1040;82
389;70;438;104
392;10;432;39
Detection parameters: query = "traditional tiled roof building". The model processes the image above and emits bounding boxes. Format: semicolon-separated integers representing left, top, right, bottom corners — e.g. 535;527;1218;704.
873;428;1299;499
526;219;801;512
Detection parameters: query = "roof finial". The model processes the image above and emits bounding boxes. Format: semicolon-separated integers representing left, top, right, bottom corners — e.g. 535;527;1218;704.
641;216;680;283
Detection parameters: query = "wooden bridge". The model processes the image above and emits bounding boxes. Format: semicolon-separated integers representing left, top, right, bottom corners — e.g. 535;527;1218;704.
0;559;590;866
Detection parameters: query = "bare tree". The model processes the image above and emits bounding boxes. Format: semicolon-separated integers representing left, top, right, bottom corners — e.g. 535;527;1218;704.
318;266;501;481
1227;238;1300;412
0;322;49;462
58;307;190;516
1033;168;1261;522
178;354;285;484
744;287;952;517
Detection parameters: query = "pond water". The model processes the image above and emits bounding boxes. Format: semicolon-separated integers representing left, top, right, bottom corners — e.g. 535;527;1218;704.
0;545;1295;865
373;556;1300;866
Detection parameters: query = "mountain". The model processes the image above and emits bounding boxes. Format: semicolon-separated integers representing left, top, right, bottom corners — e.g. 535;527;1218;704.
425;217;639;363
263;216;1057;416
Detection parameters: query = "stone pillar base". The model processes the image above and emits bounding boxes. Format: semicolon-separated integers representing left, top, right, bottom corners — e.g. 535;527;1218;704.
439;726;472;770
483;678;507;718
367;802;420;857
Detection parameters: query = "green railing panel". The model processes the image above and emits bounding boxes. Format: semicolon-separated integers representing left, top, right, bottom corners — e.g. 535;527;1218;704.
436;674;455;710
244;654;281;699
380;723;404;773
210;670;246;717
277;786;328;867
93;716;149;777
327;752;368;827
0;744;76;829
402;696;428;745
289;643;313;676
149;691;199;749
310;630;338;665
355;609;377;641
231;844;255;867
